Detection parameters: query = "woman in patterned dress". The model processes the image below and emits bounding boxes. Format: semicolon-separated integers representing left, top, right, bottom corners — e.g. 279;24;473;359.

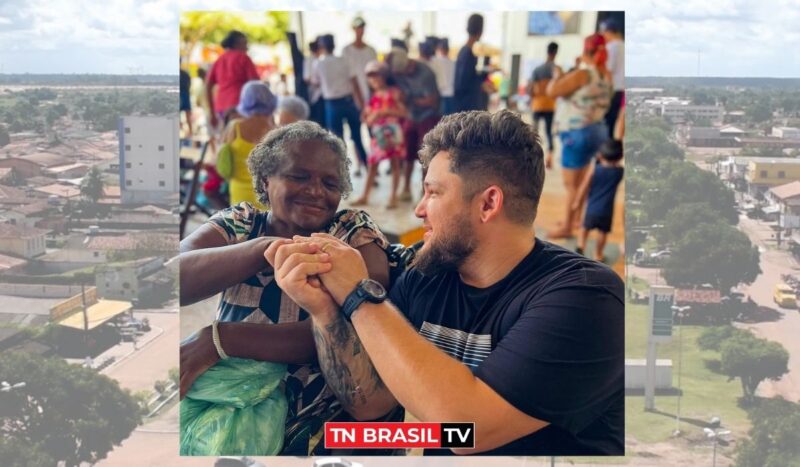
179;121;399;455
546;33;612;240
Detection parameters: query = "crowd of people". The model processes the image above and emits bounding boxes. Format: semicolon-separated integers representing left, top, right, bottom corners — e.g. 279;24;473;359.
181;14;524;211
178;13;626;458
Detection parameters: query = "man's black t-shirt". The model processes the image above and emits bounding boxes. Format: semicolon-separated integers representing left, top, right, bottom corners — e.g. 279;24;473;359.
389;239;624;455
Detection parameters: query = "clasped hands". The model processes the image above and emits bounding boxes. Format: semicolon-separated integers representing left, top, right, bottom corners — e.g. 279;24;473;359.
264;233;369;322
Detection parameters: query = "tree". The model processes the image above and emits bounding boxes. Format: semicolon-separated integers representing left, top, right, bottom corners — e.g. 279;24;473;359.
0;123;9;147
720;333;789;403
697;325;750;351
626;126;684;169
179;11;290;59
736;397;800;467
80;166;104;204
656;202;729;246
662;222;761;294
748;100;772;123
0;437;55;467
0;352;141;467
646;161;739;224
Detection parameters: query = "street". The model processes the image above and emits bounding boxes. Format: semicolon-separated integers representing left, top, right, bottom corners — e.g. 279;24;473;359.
735;215;800;401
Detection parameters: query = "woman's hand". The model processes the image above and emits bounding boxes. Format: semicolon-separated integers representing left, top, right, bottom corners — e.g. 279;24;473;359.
179;325;219;399
302;233;370;306
264;239;339;323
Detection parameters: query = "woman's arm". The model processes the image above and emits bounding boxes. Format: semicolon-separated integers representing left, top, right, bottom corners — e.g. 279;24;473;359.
546;69;589;98
180;319;316;399
179;223;276;305
180;238;391;398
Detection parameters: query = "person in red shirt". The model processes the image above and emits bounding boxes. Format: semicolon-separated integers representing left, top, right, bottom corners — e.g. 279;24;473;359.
206;30;260;130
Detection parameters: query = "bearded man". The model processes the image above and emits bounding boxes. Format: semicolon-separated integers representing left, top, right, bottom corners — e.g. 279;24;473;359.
267;110;624;456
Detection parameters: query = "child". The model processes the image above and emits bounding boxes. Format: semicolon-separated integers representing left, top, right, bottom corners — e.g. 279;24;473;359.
351;60;408;209
575;139;624;262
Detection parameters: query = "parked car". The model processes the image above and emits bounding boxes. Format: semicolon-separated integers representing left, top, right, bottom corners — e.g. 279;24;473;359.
773;282;797;309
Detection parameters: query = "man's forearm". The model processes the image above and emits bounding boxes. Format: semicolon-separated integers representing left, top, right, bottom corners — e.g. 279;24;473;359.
310;314;397;420
179;237;274;305
350;302;480;422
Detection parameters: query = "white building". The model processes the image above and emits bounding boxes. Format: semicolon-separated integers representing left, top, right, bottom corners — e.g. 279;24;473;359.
119;116;179;205
660;102;724;123
0;223;47;258
772;127;800;140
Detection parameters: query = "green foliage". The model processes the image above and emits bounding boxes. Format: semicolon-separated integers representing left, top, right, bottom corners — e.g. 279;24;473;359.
168;367;179;387
697;325;751;351
0;123;9;146
662;221;761;294
625;125;684;169
747;100;772;123
0;437;55;467
80;166;105;204
736;398;800;467
645;160;739;224
656;202;729;246
719;333;789;402
0;352;141;467
180;11;290;57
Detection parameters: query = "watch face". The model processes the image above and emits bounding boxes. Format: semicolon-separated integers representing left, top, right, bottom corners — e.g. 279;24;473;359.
361;279;387;299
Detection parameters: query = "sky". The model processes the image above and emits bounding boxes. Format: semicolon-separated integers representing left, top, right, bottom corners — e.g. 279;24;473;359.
0;0;799;77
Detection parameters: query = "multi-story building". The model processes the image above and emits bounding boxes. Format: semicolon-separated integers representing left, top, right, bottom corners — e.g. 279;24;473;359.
745;157;800;197
661;102;724;123
119;116;179;205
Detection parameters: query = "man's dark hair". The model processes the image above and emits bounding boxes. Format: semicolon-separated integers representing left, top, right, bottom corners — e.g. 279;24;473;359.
318;34;335;53
419;110;545;225
221;30;246;49
309;39;319;53
467;14;484;37
547;41;559;56
600;140;624;161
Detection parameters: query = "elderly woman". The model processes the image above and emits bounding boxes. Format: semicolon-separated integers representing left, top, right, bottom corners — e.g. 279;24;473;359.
224;80;277;209
276;95;310;126
180;121;395;455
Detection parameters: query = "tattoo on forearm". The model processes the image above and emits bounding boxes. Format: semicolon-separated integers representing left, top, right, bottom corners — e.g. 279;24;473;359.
311;315;386;411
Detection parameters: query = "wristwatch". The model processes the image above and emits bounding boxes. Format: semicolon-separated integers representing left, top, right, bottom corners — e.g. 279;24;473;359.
341;279;387;321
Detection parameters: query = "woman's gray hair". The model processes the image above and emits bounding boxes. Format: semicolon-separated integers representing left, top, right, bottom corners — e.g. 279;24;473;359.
247;121;352;206
277;95;310;121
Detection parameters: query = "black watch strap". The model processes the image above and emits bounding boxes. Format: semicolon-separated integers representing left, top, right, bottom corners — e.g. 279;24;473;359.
341;279;387;321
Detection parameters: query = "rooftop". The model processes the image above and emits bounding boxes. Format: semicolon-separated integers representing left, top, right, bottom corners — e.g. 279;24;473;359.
34;184;81;198
770;181;800;200
19;152;72;168
0;222;48;239
0;252;27;271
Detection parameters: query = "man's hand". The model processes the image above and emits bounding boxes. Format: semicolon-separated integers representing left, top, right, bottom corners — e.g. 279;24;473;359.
180;326;219;399
264;239;338;320
293;233;370;306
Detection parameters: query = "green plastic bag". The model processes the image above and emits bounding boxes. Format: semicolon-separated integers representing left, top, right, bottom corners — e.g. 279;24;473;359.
216;143;234;180
180;358;288;456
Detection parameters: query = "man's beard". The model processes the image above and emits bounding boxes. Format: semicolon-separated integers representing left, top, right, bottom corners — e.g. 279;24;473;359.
411;217;476;276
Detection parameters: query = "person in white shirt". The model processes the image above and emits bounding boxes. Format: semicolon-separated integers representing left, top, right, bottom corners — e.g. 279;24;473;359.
430;38;456;115
303;39;326;127
312;34;368;173
342;16;378;107
601;18;625;139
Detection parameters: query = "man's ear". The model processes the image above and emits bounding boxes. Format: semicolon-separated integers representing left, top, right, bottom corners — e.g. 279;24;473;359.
477;185;504;223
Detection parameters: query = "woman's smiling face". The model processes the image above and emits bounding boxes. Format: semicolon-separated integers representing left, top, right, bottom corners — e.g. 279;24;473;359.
265;139;343;234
